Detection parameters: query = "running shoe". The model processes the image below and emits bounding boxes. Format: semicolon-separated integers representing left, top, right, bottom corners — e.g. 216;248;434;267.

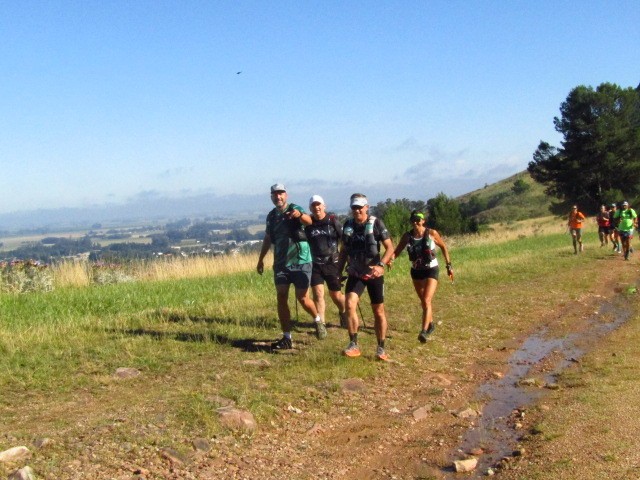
271;336;292;351
418;322;436;343
343;341;361;358
375;346;390;362
315;321;328;340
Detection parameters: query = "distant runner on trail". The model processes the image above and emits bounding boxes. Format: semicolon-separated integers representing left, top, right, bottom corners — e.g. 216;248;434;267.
609;203;621;253
613;201;638;261
596;204;611;247
304;195;348;329
256;183;325;350
337;193;394;361
567;205;586;254
391;210;453;343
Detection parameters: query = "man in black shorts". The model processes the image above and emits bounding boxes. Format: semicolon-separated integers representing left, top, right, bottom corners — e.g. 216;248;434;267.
305;195;348;329
338;193;394;361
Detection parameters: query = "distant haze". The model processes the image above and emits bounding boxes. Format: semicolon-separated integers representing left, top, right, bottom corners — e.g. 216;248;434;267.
0;174;503;232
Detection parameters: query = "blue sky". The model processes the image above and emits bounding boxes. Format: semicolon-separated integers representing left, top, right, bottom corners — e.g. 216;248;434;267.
1;1;638;215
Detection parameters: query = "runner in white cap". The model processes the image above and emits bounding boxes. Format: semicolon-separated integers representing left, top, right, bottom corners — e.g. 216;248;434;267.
305;195;347;330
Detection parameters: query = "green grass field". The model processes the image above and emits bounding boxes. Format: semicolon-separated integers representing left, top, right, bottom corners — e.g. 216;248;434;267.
1;220;638;478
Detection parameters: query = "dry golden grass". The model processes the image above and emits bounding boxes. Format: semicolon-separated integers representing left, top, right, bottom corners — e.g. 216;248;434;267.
133;252;270;281
50;251;272;288
448;215;568;248
50;216;567;289
50;261;93;288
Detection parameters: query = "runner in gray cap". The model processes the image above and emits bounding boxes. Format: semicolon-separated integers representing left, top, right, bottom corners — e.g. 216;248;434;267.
257;183;325;350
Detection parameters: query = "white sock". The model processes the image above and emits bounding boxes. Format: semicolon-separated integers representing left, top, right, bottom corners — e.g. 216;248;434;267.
314;315;321;323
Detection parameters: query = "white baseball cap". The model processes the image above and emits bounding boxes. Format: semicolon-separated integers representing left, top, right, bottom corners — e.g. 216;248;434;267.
309;195;325;206
350;196;368;208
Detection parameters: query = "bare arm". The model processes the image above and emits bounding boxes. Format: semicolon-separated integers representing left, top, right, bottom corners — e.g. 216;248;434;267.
337;245;347;276
392;233;409;260
256;233;272;275
371;237;395;278
285;206;312;226
431;229;451;265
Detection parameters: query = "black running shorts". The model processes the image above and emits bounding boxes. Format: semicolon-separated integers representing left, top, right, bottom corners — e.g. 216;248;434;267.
345;274;384;305
410;266;439;281
310;262;342;291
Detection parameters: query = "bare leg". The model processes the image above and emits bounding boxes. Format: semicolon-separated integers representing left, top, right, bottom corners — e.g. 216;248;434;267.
413;278;438;331
371;303;387;343
275;284;292;332
311;284;326;322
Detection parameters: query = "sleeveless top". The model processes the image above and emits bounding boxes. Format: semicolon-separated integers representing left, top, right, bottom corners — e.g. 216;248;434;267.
406;229;438;270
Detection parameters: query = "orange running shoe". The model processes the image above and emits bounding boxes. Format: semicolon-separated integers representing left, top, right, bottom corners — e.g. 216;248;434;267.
343;341;361;358
375;346;390;362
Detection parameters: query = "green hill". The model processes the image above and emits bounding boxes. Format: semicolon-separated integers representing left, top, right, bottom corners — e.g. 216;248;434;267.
458;171;553;224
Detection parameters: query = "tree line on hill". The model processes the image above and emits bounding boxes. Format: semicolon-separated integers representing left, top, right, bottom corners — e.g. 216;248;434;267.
528;82;640;214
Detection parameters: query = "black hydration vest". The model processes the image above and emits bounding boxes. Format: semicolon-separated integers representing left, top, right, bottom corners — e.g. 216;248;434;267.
343;215;379;261
407;228;436;268
305;215;339;262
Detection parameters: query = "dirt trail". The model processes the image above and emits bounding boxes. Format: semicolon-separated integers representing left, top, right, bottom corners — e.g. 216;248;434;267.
2;255;636;480
190;258;636;480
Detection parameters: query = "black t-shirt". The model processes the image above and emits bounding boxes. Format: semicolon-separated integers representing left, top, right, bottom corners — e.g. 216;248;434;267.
304;214;342;262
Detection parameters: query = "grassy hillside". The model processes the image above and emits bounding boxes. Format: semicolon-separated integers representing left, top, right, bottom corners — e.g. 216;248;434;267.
1;221;639;479
458;171;553;224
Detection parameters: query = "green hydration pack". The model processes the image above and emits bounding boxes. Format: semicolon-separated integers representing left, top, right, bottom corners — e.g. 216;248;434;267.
407;228;436;267
343;215;379;261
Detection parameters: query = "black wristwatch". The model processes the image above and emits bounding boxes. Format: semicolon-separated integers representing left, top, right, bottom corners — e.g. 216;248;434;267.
377;261;385;267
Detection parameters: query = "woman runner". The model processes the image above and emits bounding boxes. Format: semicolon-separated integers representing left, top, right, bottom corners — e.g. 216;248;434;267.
391;210;453;343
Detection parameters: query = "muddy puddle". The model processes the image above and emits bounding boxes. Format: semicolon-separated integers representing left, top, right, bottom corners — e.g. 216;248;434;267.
446;287;636;477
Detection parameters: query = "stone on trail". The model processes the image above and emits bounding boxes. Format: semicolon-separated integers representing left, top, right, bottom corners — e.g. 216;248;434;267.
242;359;272;368
33;437;54;449
160;447;187;464
412;406;430;421
8;466;36;480
341;378;367;393
454;408;479;419
0;446;31;463
518;377;538;387
192;438;211;452
453;457;478;473
217;406;257;432
114;367;142;379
